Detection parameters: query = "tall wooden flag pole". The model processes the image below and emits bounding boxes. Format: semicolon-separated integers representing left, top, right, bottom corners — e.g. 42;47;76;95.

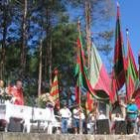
85;0;92;68
77;19;82;134
125;29;129;100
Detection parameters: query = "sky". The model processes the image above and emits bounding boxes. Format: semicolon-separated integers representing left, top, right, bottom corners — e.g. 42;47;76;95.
118;0;140;66
69;0;140;69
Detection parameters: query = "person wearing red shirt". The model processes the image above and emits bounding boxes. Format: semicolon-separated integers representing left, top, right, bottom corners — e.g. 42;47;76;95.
11;80;24;105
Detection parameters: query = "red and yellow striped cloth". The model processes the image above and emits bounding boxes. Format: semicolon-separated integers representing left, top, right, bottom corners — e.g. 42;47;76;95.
50;71;60;107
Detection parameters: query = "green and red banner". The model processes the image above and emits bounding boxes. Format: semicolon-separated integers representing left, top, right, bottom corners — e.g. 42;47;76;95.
113;4;126;93
89;43;114;103
75;31;112;103
126;33;138;100
75;81;80;104
86;91;94;113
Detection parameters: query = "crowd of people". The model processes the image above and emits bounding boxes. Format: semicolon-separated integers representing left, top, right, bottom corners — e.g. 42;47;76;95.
57;99;140;135
58;103;108;134
0;79;140;135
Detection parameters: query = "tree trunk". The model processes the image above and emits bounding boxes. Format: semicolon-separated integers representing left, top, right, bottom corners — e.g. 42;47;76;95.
20;0;27;78
49;37;52;86
38;40;43;97
85;0;92;68
44;41;48;81
45;6;52;87
0;4;8;79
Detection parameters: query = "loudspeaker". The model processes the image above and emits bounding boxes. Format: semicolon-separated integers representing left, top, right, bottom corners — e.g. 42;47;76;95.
7;117;23;132
96;119;110;134
114;121;126;134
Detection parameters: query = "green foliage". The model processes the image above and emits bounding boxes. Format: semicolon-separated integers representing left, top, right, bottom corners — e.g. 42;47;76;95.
52;23;77;67
0;0;114;105
44;20;78;88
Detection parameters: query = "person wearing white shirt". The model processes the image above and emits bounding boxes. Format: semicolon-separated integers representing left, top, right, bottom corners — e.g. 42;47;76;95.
73;106;85;134
88;113;97;134
98;110;106;120
59;103;71;133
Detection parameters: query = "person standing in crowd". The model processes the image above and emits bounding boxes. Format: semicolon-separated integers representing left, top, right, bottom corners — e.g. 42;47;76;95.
6;82;14;96
98;110;106;120
73;105;85;134
111;112;124;133
136;115;140;134
126;98;138;134
113;112;124;121
59;103;72;133
0;80;5;103
45;93;55;108
45;93;55;134
87;112;97;134
0;80;4;95
10;80;24;105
